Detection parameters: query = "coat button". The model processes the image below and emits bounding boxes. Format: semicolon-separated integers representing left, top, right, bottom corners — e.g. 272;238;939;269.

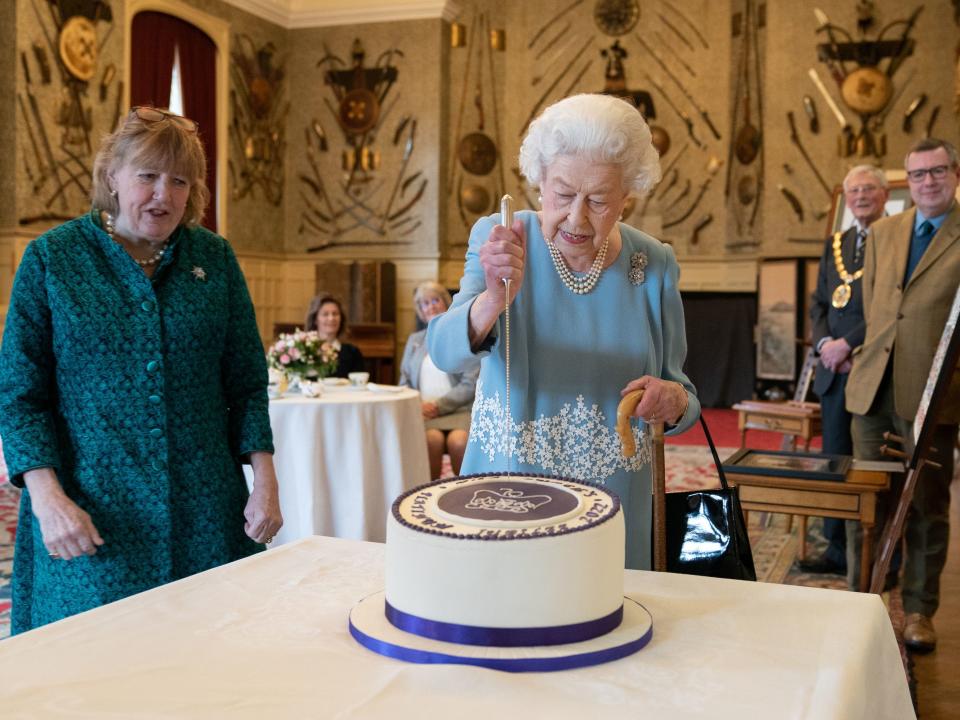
148;394;162;405
146;360;159;372
884;346;891;353
149;427;163;439
141;300;155;312
897;313;904;320
151;458;166;471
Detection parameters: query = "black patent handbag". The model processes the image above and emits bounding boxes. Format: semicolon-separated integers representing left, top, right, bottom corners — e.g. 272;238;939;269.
658;416;757;581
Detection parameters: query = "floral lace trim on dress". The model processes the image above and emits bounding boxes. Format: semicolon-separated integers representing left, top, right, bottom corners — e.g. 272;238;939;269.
469;379;652;481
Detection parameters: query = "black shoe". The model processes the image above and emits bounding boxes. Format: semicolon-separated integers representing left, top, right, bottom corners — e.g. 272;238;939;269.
798;555;846;574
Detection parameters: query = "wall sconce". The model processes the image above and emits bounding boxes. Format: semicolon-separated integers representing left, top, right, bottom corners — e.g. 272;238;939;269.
450;22;466;48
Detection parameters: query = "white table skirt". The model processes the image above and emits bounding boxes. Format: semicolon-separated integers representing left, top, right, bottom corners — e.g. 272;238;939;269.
248;387;430;544
0;537;914;719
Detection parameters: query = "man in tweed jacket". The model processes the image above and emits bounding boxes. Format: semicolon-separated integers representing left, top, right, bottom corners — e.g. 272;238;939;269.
845;138;960;652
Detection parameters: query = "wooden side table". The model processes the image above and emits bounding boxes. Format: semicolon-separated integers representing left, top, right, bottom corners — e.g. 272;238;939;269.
732;400;823;451
725;460;897;591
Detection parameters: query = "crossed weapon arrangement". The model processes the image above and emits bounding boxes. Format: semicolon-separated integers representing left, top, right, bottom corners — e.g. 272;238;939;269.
299;42;427;250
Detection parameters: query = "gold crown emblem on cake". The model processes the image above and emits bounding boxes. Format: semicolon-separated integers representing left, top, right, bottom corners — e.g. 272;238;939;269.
465;488;553;514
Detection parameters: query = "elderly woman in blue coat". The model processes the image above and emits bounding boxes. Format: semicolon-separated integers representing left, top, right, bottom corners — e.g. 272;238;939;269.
0;107;282;633
399;281;480;479
427;94;700;569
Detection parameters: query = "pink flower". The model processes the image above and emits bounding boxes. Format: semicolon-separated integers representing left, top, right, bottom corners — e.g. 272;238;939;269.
290;348;301;360
280;354;290;365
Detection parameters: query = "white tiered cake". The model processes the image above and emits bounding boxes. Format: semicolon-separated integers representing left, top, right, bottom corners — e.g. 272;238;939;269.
349;474;653;670
386;474;624;636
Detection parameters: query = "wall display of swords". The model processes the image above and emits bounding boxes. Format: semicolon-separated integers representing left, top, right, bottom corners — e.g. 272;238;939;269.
496;0;725;251
229;35;288;206
298;39;426;251
779;4;932;234
18;0;116;226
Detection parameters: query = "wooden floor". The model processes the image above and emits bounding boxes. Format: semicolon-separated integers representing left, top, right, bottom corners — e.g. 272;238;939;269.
911;476;960;719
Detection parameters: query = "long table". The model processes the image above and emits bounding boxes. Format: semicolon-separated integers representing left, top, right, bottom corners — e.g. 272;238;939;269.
0;537;914;719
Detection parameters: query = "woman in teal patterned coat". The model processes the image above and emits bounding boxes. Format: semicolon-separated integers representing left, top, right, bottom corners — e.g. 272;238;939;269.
0;107;282;634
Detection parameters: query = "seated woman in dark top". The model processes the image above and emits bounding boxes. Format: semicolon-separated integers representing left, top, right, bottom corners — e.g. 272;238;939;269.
304;294;365;378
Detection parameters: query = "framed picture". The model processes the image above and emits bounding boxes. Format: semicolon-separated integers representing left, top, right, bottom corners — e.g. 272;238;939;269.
756;259;798;380
826;178;911;236
722;448;851;482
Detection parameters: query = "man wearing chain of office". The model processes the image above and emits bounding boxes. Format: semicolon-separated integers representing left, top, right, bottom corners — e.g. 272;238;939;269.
803;164;888;577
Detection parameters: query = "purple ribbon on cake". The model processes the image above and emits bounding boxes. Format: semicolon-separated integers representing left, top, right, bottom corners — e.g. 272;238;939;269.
384;601;624;647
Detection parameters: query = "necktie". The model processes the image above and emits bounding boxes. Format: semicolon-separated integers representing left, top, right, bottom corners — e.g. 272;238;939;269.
853;229;866;266
904;220;935;282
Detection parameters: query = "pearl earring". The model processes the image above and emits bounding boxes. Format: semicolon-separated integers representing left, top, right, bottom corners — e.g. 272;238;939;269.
110;189;118;198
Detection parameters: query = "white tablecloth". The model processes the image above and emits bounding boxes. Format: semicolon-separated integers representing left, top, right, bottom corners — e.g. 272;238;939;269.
0;537;914;719
249;387;430;544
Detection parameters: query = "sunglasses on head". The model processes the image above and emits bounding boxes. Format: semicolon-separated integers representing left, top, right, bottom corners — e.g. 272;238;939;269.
130;106;199;133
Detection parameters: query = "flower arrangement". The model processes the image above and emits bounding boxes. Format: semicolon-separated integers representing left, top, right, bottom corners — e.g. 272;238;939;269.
267;330;339;379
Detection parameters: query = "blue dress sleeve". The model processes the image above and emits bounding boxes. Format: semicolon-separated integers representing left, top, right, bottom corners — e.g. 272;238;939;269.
658;243;701;435
0;241;62;486
428;214;499;373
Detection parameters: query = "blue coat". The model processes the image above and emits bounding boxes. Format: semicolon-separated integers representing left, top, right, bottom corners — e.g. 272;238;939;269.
428;211;700;569
0;210;273;633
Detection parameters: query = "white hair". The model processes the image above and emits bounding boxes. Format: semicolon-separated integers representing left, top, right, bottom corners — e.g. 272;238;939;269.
519;94;662;196
843;164;887;191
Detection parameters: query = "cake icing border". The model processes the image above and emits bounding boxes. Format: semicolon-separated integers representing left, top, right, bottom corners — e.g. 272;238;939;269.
391;472;622;541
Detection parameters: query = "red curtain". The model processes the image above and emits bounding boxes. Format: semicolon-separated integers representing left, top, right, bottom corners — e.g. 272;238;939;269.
130;12;218;232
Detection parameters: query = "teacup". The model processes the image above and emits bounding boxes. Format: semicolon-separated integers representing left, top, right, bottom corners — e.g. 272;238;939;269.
300;381;322;398
348;371;370;387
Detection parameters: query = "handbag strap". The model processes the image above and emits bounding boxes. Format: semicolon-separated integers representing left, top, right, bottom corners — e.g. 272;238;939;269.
699;415;730;491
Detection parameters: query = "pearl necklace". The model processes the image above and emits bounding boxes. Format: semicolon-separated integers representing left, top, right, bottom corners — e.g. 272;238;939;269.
545;233;610;295
103;212;169;267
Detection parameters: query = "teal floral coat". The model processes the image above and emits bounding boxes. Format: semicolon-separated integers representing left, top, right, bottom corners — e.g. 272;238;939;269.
0;210;274;634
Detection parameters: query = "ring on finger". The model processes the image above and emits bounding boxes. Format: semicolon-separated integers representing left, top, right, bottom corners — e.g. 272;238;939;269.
49;552;60;559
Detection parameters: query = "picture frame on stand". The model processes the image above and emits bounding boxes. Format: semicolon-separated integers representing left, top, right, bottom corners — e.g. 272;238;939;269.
756;259;798;381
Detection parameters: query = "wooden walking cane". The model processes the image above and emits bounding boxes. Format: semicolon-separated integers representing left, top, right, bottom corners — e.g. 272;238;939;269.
617;389;668;571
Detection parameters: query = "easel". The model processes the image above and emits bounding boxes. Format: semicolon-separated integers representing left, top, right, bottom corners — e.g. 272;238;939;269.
869;285;960;593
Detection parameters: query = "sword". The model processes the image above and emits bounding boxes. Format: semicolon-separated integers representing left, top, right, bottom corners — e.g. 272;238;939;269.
807;68;849;130
635;34;720;140
644;73;704;149
787;111;831;197
520;37;594;137
527;0;584;49
658;13;694;52
18;93;46;182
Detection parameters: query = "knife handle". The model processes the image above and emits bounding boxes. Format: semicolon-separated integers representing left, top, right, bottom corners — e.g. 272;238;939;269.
500;194;514;228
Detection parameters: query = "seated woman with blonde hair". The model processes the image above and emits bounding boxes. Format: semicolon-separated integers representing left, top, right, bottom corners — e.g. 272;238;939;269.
399;282;480;479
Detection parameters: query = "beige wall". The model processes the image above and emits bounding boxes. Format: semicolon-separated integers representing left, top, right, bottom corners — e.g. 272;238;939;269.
3;0;959;346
